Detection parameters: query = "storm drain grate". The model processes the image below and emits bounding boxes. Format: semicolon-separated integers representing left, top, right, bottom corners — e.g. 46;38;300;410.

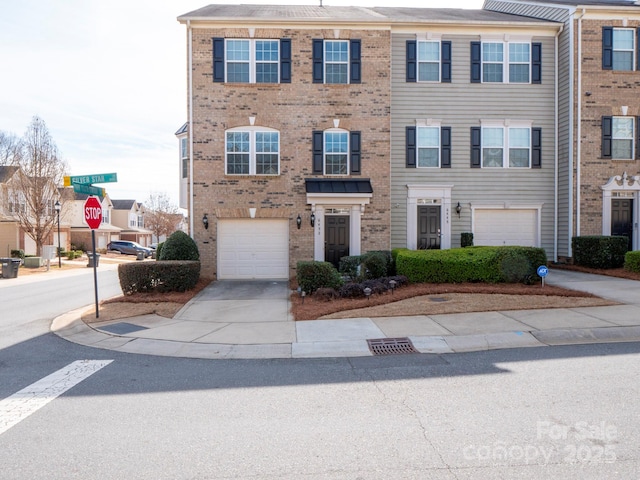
429;297;448;302
367;337;418;355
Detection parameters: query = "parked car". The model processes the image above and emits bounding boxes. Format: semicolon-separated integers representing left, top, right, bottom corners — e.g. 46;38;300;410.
149;243;158;250
107;241;153;258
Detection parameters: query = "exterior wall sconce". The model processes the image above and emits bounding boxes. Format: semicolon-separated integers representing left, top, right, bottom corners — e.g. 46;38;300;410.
203;213;209;229
455;202;462;217
296;214;302;229
310;212;315;227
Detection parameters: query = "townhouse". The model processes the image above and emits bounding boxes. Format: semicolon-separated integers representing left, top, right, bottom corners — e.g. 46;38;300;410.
485;0;640;257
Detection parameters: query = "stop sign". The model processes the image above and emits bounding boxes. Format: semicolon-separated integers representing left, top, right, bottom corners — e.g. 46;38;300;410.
84;196;103;230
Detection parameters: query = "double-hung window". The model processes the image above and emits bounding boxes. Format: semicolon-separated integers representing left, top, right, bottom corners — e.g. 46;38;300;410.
324;131;349;174
470;122;542;168
406;39;452;83
405;124;451;168
213;38;291;83
225;127;280;175
418;42;440;82
312;39;361;84
602;27;638;71
471;40;541;84
312;129;362;175
180;137;188;178
602;116;636;160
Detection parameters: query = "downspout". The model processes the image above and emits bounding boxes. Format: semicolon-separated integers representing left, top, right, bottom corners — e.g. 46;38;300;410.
575;8;586;247
554;24;564;262
188;20;194;238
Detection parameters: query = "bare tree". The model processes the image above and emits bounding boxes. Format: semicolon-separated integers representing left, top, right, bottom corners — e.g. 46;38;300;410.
8;116;68;255
144;192;181;242
0;131;20;166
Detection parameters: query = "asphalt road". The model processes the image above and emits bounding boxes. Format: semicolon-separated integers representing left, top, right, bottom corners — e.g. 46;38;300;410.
1;271;639;479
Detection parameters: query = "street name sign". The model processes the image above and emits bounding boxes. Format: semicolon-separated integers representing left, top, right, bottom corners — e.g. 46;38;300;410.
64;173;117;186
73;184;105;197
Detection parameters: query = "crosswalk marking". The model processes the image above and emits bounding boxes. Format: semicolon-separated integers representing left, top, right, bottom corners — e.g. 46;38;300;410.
0;359;113;436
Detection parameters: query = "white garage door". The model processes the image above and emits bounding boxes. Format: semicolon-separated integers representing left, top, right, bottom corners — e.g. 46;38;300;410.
217;219;289;279
474;209;538;247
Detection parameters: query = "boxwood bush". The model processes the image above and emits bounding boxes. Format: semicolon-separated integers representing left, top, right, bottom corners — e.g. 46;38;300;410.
572;236;627;269
118;260;200;294
395;246;546;284
159;231;199;261
296;261;343;294
625;250;640;273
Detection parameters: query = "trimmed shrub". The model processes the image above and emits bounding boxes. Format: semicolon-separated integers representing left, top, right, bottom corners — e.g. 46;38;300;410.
296;261;344;294
159;231;199;261
338;282;365;298
155;241;164;261
384;275;409;288
362;251;388;280
395;246;547;284
10;249;24;259
625;250;640;273
314;287;339;301
572;236;627;269
461;232;474;248
366;250;395;276
118;260;200;294
361;278;388;295
339;255;362;280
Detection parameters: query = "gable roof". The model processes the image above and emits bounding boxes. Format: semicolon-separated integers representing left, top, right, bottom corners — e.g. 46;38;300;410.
111;199;137;210
0;165;20;183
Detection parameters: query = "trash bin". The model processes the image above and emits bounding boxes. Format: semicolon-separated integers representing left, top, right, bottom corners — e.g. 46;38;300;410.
136;251;145;261
1;258;20;279
87;253;100;267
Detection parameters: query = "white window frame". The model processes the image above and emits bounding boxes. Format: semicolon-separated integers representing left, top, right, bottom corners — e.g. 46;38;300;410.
612;28;635;71
225;39;280;84
324;40;349;84
612;116;635;160
417;40;441;82
324;128;349;176
481;36;532;84
225;126;280;176
508;42;531;83
417;125;441;168
480;120;533;168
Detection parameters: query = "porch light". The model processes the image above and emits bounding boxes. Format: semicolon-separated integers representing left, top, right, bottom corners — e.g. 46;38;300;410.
203;213;209;230
310;212;315;227
296;214;302;229
455;202;462;217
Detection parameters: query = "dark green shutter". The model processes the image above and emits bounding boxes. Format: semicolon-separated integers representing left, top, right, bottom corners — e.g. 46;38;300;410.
313;39;324;83
406;40;417;82
602;27;613;70
532;43;542;84
350;39;361;84
441;41;452;83
312;131;324;173
350;131;361;174
441;127;451;168
471;127;481;168
470;42;481;83
406;126;416;168
213;38;225;82
280;39;291;83
602;116;612;158
532;128;542;168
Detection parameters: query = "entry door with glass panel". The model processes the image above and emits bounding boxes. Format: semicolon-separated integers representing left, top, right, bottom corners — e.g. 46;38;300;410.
325;215;349;267
418;206;441;249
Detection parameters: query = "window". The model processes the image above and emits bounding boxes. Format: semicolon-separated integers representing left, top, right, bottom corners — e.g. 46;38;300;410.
180;137;188;179
225;128;280;175
602;116;635;160
470;124;541;168
406;40;451;83
603;27;638;71
213;38;291;83
471;41;541;84
312;129;361;175
313;39;361;84
405;126;451;168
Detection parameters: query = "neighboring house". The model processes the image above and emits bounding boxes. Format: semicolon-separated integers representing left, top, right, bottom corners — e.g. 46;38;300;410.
0;165;25;255
110;200;153;247
64;189;122;251
178;5;392;279
484;0;640;258
175;122;189;210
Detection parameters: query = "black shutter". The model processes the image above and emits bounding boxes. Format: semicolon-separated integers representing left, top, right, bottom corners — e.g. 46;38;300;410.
602;116;612;158
350;39;361;84
406;40;417;82
441;127;451;168
441;41;452;83
313;39;324;83
532;42;542;84
406;126;416;168
470;127;481;168
532;127;542;168
213;37;225;82
602;27;613;70
312;131;324;173
470;41;481;83
280;38;291;83
350;131;361;174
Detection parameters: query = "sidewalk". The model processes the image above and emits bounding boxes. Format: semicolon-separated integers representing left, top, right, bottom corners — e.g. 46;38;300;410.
51;270;640;359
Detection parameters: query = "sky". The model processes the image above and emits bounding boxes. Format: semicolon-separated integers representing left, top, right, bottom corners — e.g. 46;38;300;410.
0;0;483;208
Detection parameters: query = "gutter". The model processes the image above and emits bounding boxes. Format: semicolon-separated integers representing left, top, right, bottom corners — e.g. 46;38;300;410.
188;20;194;238
554;23;564;263
575;8;586;246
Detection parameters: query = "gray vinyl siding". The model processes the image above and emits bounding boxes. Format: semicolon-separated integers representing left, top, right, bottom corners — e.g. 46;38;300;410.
390;32;557;255
485;1;573;258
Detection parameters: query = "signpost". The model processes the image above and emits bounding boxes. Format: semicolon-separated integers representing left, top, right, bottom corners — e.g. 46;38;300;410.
537;265;549;288
84;196;103;318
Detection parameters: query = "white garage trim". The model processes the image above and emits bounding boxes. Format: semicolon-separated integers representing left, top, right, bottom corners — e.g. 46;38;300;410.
217;219;289;280
471;203;542;247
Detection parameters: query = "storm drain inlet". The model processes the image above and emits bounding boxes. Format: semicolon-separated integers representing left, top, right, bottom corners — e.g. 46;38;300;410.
367;337;418;355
